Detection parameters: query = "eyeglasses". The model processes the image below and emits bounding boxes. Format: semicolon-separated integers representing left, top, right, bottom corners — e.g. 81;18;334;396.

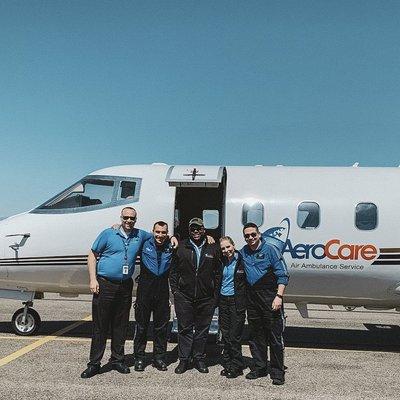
122;216;136;221
244;232;258;239
190;226;204;232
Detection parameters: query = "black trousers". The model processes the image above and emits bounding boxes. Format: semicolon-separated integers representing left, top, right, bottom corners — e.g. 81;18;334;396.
218;295;245;371
174;292;215;361
247;288;285;379
88;277;133;366
134;276;170;360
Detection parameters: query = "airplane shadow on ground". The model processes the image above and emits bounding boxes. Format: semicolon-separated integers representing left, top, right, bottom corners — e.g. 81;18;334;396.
0;321;399;355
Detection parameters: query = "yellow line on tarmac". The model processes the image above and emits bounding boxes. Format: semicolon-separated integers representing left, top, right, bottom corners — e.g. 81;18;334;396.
55;337;91;342
0;315;92;367
0;336;92;342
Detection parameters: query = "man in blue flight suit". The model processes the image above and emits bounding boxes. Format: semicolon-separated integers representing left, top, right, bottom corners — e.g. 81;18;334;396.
240;222;289;385
133;221;174;372
81;207;154;378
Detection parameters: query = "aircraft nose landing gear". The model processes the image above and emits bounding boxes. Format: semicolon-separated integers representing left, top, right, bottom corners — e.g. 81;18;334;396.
11;301;41;336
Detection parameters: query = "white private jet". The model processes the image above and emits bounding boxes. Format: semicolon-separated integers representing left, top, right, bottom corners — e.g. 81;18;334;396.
0;163;399;335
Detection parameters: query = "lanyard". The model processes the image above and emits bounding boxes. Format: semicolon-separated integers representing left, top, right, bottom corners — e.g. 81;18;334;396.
122;236;132;265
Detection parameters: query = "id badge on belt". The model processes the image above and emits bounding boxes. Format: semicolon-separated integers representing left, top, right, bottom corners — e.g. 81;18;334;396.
122;265;129;275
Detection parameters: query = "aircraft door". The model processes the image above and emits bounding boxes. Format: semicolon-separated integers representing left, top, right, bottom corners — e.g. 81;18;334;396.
166;166;226;240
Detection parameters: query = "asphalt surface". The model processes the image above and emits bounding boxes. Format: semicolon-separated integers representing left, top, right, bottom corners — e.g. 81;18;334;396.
0;295;399;400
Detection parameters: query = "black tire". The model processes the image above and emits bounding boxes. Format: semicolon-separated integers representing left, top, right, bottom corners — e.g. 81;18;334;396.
11;308;41;336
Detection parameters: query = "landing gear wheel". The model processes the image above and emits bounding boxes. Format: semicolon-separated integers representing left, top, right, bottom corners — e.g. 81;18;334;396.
11;307;41;336
344;306;357;312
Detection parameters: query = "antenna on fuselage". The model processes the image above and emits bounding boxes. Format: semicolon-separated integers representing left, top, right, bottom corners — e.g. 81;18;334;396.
352;162;359;167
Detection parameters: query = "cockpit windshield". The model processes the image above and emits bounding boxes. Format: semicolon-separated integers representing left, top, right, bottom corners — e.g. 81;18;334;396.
31;175;141;214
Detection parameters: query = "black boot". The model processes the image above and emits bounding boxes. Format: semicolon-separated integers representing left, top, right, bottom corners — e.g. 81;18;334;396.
81;364;100;379
153;359;168;371
134;359;145;372
174;360;189;374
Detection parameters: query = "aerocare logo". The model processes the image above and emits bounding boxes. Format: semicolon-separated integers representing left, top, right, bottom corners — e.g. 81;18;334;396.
262;218;378;261
283;239;378;261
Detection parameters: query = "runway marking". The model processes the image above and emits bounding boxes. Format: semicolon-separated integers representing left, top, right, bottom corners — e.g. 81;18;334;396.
0;315;92;367
0;336;92;342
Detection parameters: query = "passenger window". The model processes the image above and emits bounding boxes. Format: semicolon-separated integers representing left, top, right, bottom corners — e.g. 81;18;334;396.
203;210;219;229
242;202;264;227
118;181;137;200
355;203;377;230
297;202;320;229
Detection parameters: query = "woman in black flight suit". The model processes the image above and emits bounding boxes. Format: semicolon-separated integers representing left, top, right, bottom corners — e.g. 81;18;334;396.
218;236;247;378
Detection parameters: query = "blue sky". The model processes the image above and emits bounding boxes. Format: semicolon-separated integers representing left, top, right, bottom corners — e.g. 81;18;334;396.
1;0;400;216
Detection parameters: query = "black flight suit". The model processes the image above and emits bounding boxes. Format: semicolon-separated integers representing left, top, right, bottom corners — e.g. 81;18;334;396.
169;239;221;362
240;238;289;380
217;252;247;372
134;238;173;361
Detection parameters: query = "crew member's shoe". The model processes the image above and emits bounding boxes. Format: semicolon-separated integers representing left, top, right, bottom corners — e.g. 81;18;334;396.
113;362;130;374
245;369;268;380
226;369;243;379
272;377;285;385
134;359;145;372
153;359;168;371
174;360;189;374
220;368;229;376
80;364;100;379
194;360;209;373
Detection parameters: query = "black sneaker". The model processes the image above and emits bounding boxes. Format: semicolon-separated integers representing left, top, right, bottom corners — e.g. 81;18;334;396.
134;359;145;372
152;359;168;371
194;360;209;373
226;369;243;379
272;377;285;385
175;360;189;374
113;362;130;374
220;368;229;376
245;369;268;380
81;364;100;379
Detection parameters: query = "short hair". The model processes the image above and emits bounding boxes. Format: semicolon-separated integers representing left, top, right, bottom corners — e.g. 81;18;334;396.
153;220;168;231
242;222;259;234
219;236;235;247
121;206;136;215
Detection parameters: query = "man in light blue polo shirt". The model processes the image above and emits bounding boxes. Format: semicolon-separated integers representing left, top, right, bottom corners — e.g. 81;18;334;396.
81;206;152;379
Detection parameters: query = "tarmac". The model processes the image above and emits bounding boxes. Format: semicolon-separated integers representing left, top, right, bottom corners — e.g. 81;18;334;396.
0;294;399;400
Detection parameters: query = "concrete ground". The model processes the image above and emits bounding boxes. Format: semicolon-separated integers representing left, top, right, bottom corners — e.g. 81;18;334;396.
0;295;399;400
